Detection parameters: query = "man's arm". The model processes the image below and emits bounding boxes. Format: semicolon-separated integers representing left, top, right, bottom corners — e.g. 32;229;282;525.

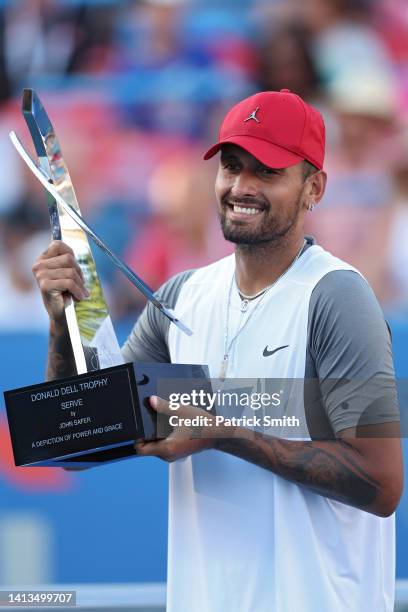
46;318;76;381
215;422;402;517
217;270;403;517
137;396;402;517
32;240;88;381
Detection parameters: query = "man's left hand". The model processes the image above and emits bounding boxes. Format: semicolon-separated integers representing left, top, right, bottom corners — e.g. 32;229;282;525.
134;395;218;462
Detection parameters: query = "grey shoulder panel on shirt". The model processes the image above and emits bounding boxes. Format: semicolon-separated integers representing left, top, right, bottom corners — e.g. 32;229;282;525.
121;269;196;364
305;270;398;436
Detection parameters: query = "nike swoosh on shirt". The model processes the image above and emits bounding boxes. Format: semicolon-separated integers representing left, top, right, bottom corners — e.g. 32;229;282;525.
263;345;289;357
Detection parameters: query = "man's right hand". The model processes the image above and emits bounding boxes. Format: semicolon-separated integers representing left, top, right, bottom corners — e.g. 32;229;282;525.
32;240;89;322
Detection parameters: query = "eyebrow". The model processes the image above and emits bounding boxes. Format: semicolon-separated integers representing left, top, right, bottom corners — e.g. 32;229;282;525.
221;152;285;172
220;152;240;162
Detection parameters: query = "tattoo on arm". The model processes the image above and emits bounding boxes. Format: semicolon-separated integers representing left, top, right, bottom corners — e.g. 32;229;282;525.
46;319;76;381
216;433;380;511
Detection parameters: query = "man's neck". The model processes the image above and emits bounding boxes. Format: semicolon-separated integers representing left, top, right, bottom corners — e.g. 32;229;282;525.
234;235;306;296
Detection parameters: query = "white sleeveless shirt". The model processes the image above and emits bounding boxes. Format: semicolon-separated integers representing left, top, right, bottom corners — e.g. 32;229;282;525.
165;245;395;612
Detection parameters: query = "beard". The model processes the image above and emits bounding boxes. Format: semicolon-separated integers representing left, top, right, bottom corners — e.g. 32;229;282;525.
218;192;303;246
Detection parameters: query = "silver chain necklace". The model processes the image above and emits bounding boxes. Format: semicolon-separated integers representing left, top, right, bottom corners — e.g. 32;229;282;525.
219;239;307;380
237;284;270;312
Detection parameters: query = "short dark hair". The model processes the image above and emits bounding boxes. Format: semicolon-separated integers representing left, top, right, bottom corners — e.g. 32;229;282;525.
303;160;319;180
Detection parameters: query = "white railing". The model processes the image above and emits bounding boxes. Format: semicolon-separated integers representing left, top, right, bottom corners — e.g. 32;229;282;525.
2;582;408;611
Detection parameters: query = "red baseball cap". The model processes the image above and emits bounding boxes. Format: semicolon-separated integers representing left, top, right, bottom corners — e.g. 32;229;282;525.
204;89;325;170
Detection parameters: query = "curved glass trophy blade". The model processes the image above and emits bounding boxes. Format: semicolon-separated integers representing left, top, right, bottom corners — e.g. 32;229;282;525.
21;89;123;372
10;130;193;338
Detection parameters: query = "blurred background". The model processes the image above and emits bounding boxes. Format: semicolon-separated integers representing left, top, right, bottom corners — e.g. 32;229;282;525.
0;0;408;608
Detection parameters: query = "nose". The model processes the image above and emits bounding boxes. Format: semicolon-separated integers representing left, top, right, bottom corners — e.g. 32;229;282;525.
230;169;259;199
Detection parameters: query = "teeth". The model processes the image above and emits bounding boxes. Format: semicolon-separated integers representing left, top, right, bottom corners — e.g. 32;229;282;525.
233;205;261;215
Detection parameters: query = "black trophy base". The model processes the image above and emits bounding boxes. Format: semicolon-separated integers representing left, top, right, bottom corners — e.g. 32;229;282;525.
4;362;210;468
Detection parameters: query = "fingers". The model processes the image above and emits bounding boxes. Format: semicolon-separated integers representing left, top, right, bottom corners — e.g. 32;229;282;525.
134;437;182;461
38;278;88;302
148;395;171;415
32;240;89;317
34;249;83;279
134;439;170;458
35;264;84;288
34;263;88;301
35;253;83;274
149;395;212;422
39;240;75;259
134;436;211;462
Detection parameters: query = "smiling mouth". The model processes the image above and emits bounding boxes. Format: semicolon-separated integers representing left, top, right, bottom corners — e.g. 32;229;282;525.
227;203;264;216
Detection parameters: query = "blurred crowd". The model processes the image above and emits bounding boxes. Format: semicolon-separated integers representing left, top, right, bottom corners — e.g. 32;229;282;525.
1;0;408;330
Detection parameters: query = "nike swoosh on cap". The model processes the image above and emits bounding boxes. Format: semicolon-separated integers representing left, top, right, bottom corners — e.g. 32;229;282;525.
263;345;289;357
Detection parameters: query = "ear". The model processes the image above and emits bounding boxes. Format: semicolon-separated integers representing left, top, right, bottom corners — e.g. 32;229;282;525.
304;170;327;210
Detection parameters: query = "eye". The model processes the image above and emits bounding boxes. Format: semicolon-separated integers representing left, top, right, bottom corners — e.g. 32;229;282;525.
259;166;278;177
221;160;241;173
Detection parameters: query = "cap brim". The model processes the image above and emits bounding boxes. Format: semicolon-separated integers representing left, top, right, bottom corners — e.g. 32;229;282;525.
203;135;303;169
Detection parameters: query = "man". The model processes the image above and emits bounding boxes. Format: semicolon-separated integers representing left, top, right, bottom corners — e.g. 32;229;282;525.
33;90;402;612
